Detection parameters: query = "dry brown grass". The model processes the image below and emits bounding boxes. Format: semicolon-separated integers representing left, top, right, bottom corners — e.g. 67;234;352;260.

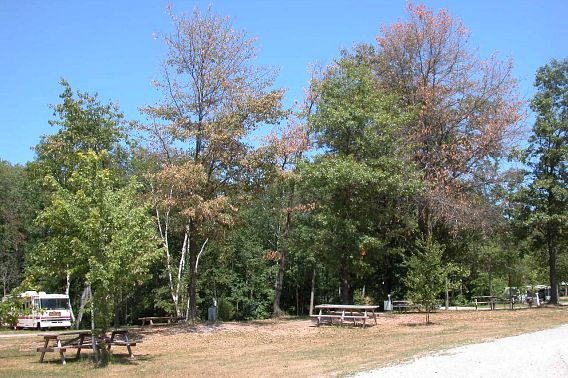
1;306;567;377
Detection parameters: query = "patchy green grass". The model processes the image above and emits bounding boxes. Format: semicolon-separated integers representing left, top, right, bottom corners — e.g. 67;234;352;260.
0;307;566;377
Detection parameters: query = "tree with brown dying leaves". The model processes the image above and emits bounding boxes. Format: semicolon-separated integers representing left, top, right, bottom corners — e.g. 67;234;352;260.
139;6;285;322
359;3;523;235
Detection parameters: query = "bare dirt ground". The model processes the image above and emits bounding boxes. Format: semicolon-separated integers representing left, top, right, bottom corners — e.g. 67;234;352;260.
0;307;567;377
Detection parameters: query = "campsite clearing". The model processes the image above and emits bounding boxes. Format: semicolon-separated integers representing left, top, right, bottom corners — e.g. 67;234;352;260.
0;306;567;377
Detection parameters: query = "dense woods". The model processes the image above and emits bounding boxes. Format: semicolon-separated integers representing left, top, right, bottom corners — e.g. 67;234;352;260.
1;4;566;329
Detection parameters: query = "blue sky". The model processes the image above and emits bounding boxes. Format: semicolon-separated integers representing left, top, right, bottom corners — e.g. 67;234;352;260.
1;0;566;164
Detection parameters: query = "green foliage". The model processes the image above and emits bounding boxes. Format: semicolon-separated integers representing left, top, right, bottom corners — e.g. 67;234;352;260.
300;56;420;303
216;298;235;321
29;79;129;187
0;296;28;327
198;196;277;320
451;294;469;306
4;8;566;325
517;58;568;303
35;151;161;330
403;238;445;323
0;161;35;296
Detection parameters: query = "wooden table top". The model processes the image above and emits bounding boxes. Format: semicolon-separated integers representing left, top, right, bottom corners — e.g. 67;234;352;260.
314;304;380;310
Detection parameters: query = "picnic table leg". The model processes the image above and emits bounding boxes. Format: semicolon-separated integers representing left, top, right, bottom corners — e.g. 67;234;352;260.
76;334;85;359
40;338;49;363
125;333;133;357
107;332;115;351
57;339;66;365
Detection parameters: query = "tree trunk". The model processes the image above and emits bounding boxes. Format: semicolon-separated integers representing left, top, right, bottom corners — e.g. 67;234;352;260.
445;276;449;310
418;202;433;239
296;285;299;316
114;300;120;329
76;285;91;329
488;258;493;297
90;285;98;363
272;193;294;317
272;249;286;316
309;266;316;316
187;236;198;323
65;269;75;323
548;238;559;304
340;262;350;304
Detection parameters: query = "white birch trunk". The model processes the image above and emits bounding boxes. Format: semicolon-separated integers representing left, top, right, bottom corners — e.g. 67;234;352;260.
153;183;185;316
65;268;75;323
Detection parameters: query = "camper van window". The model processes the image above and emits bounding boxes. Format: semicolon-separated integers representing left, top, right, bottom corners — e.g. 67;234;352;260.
33;299;40;309
41;298;68;310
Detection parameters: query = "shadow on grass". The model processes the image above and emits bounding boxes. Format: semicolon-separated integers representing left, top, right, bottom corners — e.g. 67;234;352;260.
108;354;154;366
403;322;437;327
35;353;154;367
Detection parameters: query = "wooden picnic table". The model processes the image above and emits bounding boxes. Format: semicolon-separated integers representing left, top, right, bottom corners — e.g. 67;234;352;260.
391;300;422;312
139;316;185;327
472;296;515;310
37;329;136;364
311;304;380;327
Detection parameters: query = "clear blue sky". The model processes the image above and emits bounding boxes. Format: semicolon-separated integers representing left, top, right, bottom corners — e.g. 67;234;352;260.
1;0;566;164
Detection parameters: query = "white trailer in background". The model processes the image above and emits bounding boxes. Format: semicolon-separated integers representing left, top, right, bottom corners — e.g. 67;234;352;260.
15;291;72;330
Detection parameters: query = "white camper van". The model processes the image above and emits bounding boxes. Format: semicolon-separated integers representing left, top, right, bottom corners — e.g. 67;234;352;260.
16;291;72;330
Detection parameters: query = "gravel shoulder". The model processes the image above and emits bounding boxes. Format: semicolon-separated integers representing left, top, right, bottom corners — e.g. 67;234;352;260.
356;324;568;377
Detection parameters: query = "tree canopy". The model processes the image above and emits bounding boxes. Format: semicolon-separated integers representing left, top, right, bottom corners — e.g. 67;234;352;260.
0;4;565;336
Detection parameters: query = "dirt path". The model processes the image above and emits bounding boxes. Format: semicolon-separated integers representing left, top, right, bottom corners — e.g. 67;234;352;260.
356;324;568;377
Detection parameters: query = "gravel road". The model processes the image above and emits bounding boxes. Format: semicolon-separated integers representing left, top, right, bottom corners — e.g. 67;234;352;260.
356;324;568;378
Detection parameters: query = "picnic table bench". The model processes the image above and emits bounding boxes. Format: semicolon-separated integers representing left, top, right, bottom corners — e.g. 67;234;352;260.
37;329;137;364
139;316;185;326
311;304;379;327
392;300;422;312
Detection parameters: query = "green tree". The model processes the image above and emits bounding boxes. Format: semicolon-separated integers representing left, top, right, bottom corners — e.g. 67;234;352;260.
521;58;568;304
0;162;29;296
35;151;160;332
302;58;420;304
404;238;445;323
30;79;129;188
26;81;134;325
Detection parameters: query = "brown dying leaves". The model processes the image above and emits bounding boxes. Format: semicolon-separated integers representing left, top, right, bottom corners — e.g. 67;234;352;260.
373;2;524;231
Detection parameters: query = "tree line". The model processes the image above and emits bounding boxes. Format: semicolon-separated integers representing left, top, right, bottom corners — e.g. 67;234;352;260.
1;4;566;329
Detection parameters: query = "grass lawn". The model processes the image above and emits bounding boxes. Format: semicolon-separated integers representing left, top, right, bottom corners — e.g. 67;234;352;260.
1;306;567;377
